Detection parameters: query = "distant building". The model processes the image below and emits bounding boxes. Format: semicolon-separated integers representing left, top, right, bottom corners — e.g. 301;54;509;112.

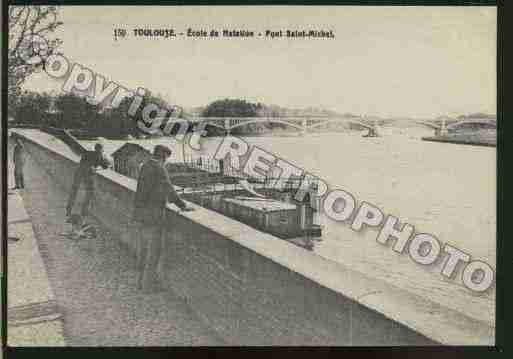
111;141;216;183
111;143;152;180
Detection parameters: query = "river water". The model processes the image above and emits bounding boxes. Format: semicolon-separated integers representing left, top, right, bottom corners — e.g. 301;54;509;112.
86;127;496;326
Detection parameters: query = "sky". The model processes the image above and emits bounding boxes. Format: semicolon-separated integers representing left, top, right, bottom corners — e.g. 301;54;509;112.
23;6;497;119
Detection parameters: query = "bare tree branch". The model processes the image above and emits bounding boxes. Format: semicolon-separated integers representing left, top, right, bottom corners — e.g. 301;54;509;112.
8;5;63;98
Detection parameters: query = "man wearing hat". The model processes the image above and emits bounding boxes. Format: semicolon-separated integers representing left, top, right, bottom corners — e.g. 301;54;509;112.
12;137;25;190
133;144;194;292
66;142;112;218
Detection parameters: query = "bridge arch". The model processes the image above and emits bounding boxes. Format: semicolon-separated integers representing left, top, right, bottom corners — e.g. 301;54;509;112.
413;121;441;130
228;118;304;132
307;118;374;131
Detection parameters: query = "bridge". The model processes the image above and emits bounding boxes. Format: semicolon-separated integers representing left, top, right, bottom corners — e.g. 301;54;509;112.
185;116;495;137
414;117;497;136
186;116;380;136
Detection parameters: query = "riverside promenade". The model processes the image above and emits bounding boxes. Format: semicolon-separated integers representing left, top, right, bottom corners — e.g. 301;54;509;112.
7;139;223;346
7;129;495;346
7;142;65;346
7;189;66;346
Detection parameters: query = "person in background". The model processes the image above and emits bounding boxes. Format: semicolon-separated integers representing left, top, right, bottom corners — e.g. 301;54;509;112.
66;143;112;218
133;144;194;292
12;137;25;190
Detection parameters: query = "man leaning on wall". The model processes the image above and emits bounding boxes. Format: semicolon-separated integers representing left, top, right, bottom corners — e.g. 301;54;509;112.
133;144;194;292
66;143;112;220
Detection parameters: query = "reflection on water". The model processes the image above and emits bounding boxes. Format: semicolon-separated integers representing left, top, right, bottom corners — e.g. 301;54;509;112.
84;128;496;326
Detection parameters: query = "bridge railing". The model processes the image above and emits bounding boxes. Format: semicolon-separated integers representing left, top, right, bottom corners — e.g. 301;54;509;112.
187;116;381;133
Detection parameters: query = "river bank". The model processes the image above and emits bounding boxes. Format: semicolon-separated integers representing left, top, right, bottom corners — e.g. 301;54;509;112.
422;130;497;147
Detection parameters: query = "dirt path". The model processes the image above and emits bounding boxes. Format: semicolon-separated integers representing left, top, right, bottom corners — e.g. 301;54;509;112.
19;147;224;346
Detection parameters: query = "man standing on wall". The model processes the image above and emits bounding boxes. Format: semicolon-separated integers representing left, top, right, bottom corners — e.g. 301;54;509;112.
66;143;112;219
12;137;25;190
133;144;194;292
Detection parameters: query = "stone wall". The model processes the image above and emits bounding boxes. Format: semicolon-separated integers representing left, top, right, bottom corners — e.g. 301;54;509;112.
15;130;443;346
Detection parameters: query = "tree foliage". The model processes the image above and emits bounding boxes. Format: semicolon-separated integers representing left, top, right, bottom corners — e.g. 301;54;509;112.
132;93;185;136
8;6;63;99
10;91;52;124
53;93;100;129
99;97;134;135
202;98;261;117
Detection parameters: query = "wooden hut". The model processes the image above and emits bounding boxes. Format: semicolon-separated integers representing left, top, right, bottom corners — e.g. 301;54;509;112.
111;143;152;180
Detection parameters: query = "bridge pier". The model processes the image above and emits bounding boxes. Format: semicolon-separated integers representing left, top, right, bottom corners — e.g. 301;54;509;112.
224;119;231;136
371;125;379;137
302;119;307;135
440;118;448;136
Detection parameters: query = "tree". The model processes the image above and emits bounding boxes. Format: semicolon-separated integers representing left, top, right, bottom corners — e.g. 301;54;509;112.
203;98;259;117
201;99;261;135
9;6;63;103
131;93;184;137
100;97;137;136
11;91;52;124
54;93;100;129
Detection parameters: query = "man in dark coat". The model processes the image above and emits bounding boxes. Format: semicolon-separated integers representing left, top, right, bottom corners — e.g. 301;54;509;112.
66;143;112;218
133;144;193;292
12;138;25;190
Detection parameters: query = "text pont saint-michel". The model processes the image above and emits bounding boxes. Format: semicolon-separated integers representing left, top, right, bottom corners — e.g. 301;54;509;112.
186;28;335;38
